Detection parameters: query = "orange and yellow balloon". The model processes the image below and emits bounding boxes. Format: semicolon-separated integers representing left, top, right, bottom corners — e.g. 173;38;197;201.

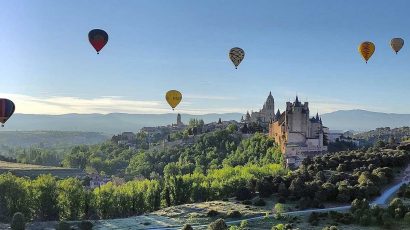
390;38;404;54
358;41;375;63
165;90;182;110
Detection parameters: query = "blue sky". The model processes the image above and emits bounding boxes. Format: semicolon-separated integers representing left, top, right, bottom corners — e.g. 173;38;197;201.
1;1;409;115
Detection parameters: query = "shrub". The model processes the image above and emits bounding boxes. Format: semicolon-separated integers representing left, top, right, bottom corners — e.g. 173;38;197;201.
235;187;253;201
227;210;242;218
207;210;219;217
11;212;25;230
404;212;410;224
56;221;71;230
382;213;393;228
322;226;338;230
208;218;228;230
78;220;93;230
239;220;248;228
308;212;319;226
253;198;266;206
241;200;252;205
359;213;371;226
182;224;194;230
272;223;284;230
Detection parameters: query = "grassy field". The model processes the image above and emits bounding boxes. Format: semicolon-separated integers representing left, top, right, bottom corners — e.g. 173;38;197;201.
227;212;410;230
0;160;85;178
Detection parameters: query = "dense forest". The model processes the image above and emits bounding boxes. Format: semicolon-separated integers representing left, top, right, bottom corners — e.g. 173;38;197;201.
1;148;409;222
355;126;410;146
1;124;410;224
63;127;281;178
0;163;285;222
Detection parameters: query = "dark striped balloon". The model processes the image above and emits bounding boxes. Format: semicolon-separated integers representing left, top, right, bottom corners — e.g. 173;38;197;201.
0;99;15;127
88;29;109;54
229;47;245;69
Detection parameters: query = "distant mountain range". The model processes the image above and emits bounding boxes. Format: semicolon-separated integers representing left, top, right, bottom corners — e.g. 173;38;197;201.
321;109;410;131
0;110;409;134
1;113;243;134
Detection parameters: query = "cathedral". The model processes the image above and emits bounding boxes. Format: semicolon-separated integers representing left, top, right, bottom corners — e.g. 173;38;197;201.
269;96;328;168
242;92;277;125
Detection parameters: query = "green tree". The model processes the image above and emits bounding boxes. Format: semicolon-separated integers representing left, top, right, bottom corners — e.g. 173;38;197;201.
30;174;59;220
0;173;30;219
57;178;86;220
274;203;285;218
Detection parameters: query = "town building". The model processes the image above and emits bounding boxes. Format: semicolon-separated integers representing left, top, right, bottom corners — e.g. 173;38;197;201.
269;96;328;168
328;130;360;146
242;92;276;125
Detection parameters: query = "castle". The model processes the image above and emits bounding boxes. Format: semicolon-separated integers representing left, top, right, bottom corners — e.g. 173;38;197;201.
242;91;277;125
269;96;328;168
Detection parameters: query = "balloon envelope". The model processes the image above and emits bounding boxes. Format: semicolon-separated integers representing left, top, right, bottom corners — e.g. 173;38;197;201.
358;41;375;63
390;38;404;54
88;29;109;54
0;99;15;127
165;90;182;110
229;47;245;69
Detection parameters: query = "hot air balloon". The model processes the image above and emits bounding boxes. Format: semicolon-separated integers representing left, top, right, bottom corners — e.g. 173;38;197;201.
0;99;15;127
165;90;182;110
229;47;245;69
390;38;404;54
358;41;375;63
88;29;109;54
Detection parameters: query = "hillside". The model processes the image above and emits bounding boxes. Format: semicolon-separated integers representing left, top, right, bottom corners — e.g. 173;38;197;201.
321;109;410;131
0;131;109;148
1;113;242;134
0;161;84;178
354;127;410;144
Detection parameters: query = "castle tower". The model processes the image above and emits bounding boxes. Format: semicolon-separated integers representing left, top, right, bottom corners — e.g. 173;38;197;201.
262;91;275;122
177;113;183;126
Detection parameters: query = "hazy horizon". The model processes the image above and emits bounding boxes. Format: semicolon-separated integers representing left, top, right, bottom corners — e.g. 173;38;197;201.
9;108;410;116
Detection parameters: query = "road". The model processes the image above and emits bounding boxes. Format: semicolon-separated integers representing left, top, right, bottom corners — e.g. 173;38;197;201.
150;179;410;230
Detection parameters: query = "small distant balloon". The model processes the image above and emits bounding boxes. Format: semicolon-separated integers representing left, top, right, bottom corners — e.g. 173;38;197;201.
358;41;375;63
88;29;109;54
165;90;182;110
390;38;404;54
229;47;245;69
0;99;15;127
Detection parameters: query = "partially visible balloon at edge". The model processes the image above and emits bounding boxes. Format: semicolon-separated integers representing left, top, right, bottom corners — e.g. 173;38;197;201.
229;47;245;69
165;90;182;110
0;98;15;127
88;29;109;54
390;38;404;54
358;41;375;63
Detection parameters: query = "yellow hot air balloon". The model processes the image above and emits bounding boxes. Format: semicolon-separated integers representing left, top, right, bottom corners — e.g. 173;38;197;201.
390;38;404;54
165;90;182;110
229;47;245;69
358;41;375;63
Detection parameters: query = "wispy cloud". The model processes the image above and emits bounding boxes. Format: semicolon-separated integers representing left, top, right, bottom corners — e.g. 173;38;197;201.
0;93;244;115
184;94;237;100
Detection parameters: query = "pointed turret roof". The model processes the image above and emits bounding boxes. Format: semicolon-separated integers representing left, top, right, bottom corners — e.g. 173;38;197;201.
275;109;281;117
266;91;274;102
